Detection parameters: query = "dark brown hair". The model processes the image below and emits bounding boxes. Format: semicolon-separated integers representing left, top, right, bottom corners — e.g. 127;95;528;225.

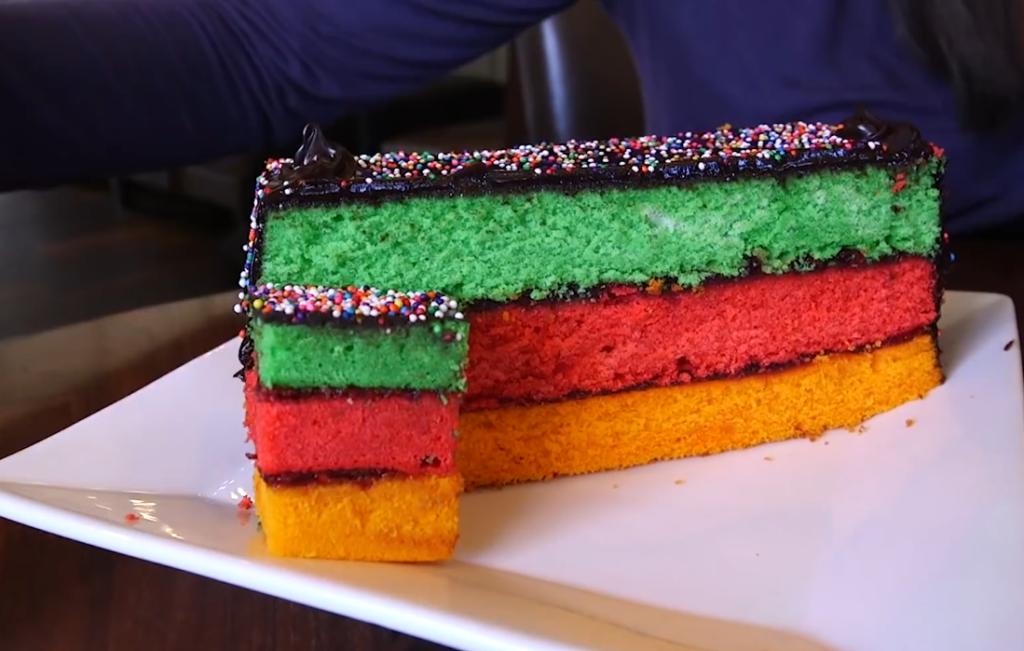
890;0;1024;128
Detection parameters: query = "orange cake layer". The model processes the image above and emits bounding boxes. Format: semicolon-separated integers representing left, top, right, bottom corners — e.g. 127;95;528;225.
458;333;942;489
464;257;938;409
254;472;463;561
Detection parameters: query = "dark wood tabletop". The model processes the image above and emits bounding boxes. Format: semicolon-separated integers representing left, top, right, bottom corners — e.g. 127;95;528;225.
1;233;1021;651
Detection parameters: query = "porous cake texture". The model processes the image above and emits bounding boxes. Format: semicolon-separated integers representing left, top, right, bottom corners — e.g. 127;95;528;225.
260;164;939;298
240;286;468;562
236;108;947;562
459;334;941;488
254;316;470;391
253;472;462;562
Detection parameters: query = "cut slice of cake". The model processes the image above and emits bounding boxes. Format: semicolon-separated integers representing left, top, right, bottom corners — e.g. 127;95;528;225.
240;285;467;561
237;109;947;560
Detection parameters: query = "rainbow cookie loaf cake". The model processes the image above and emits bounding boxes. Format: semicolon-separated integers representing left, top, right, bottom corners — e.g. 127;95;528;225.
237;108;947;562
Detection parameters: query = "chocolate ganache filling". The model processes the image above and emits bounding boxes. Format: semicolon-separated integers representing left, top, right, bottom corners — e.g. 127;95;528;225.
261;467;399;488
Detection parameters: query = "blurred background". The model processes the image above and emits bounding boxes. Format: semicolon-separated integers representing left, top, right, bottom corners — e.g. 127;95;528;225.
0;0;641;341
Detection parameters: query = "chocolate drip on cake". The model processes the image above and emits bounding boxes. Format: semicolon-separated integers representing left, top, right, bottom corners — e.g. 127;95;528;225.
235;332;255;380
835;105;922;153
263;123;357;192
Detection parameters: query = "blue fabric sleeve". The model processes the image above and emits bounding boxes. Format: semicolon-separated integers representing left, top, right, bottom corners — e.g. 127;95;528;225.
0;0;571;188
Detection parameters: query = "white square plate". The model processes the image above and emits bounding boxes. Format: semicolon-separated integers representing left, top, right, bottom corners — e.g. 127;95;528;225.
1;291;1022;651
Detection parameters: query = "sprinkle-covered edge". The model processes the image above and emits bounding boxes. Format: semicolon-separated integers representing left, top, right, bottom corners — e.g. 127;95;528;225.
255;108;940;212
234;283;464;328
350;122;882;182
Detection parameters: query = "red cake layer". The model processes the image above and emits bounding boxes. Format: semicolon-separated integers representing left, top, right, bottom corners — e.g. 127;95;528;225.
464;257;938;409
244;371;459;476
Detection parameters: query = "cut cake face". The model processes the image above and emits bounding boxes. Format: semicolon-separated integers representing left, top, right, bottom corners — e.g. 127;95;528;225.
236;109;947;562
239;283;468;561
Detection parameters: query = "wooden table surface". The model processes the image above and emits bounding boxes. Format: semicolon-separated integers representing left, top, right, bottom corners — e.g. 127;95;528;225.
1;234;1021;651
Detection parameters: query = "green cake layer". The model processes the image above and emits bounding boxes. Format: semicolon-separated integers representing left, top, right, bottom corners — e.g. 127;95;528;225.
259;164;941;301
253;320;470;391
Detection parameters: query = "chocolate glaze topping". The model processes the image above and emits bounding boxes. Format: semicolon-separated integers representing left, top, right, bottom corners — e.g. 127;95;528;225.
835;105;922;155
263;123;357;193
255;108;938;212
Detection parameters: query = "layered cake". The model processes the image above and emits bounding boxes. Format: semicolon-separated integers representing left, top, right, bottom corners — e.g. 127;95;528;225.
243;288;466;561
237;109;947;561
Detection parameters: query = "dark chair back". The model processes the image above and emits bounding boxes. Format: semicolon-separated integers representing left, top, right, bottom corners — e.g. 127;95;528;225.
505;0;645;145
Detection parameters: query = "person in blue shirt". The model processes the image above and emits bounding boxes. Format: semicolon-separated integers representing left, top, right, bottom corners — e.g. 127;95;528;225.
0;0;1021;236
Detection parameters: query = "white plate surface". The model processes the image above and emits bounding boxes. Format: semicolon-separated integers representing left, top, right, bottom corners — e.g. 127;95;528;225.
1;291;1022;651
